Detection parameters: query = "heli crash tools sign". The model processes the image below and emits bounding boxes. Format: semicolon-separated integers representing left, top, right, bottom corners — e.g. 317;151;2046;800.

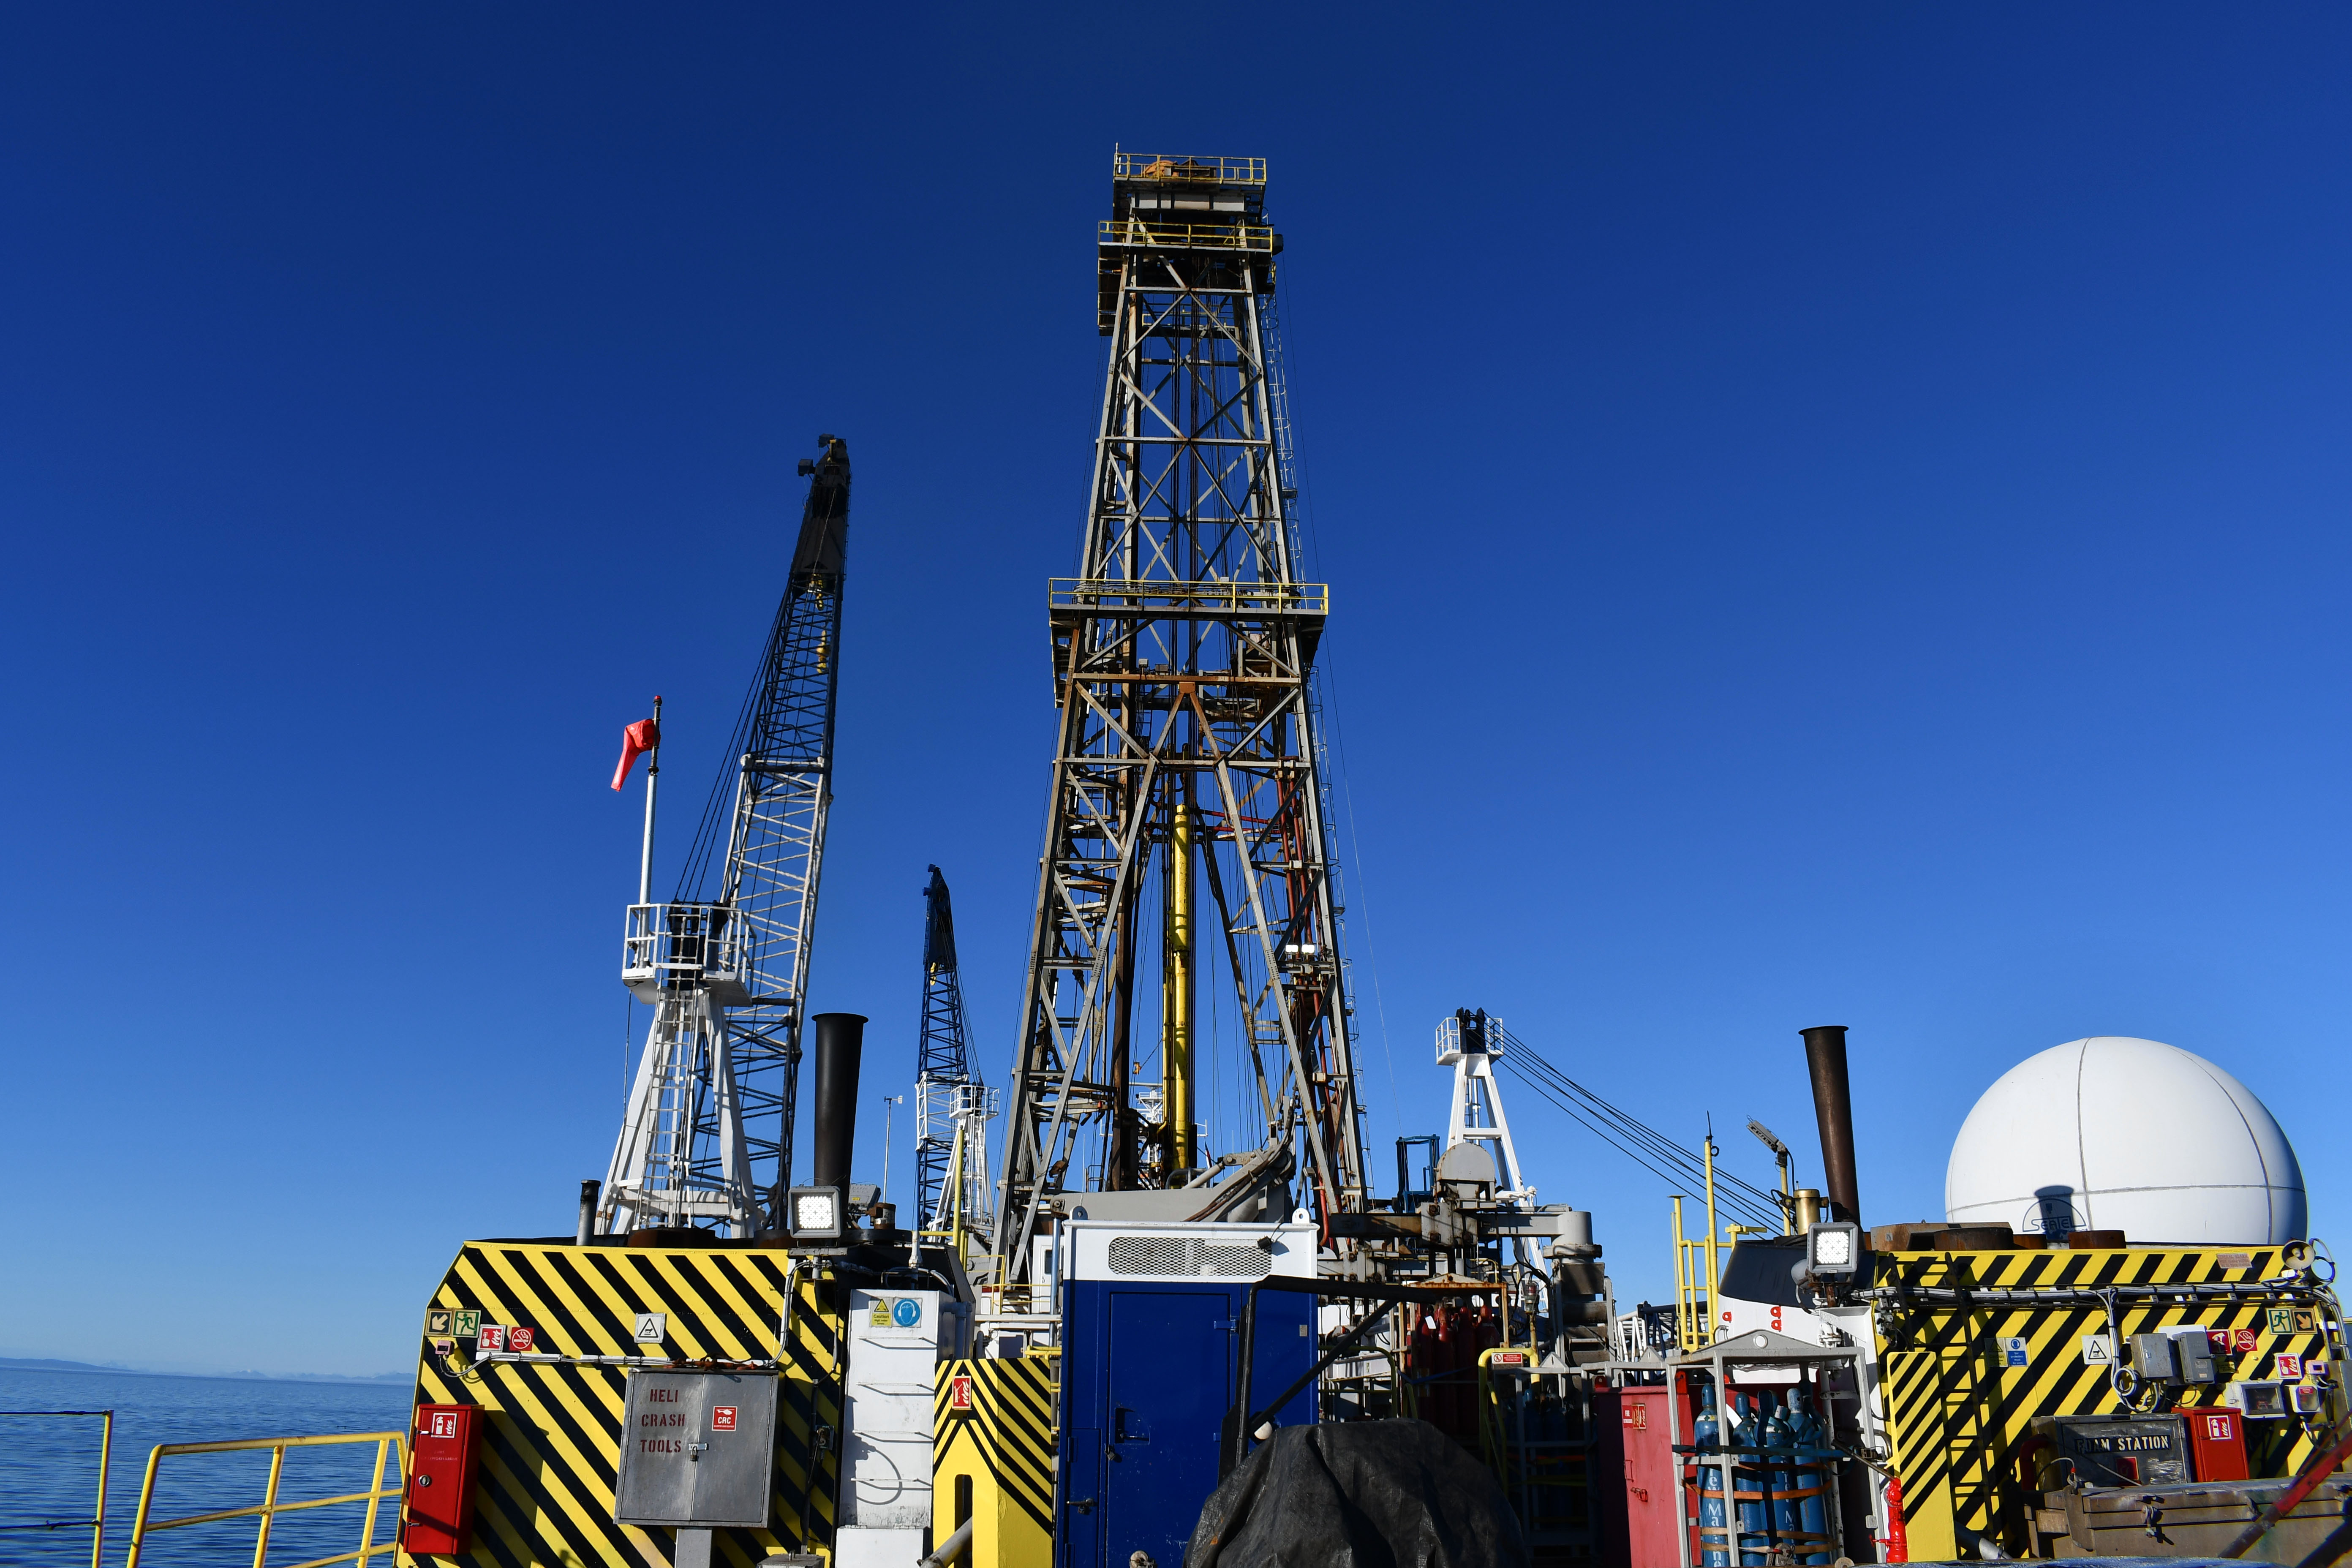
613;1369;778;1527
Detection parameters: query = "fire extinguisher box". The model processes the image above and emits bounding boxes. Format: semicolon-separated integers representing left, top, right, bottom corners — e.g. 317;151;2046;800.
2186;1405;2250;1483
403;1403;482;1555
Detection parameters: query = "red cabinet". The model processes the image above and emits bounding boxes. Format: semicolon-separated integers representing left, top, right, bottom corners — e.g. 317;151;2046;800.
2186;1405;2249;1483
1598;1377;1704;1568
402;1403;481;1555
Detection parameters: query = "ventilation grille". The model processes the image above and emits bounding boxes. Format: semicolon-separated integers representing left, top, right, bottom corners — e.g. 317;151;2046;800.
1106;1236;1272;1278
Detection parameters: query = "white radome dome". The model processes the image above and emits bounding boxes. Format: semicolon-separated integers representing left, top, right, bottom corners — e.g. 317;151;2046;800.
1945;1037;2306;1246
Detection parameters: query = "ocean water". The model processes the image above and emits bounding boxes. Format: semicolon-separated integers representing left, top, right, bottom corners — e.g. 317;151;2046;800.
0;1367;412;1568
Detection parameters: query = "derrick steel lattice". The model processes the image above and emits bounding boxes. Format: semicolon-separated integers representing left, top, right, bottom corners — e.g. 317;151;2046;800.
913;866;993;1239
602;436;850;1235
994;154;1364;1282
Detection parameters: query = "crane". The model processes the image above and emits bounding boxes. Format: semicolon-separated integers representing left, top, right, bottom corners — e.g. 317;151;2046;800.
602;435;851;1236
995;154;1365;1285
912;866;996;1246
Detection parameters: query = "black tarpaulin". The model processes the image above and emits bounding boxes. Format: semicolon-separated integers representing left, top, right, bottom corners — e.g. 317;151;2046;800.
1184;1420;1530;1568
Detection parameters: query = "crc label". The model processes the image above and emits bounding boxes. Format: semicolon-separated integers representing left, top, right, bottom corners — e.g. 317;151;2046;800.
711;1405;737;1431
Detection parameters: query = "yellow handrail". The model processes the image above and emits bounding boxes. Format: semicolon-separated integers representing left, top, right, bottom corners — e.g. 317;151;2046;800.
125;1430;408;1568
1098;218;1277;254
0;1410;112;1568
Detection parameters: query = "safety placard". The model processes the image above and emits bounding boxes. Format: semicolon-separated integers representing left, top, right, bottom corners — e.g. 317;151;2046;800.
478;1324;506;1352
635;1312;667;1343
508;1326;536;1353
425;1410;462;1439
426;1309;454;1335
711;1405;737;1431
1998;1336;2029;1368
2082;1334;2116;1365
2233;1327;2259;1354
2277;1354;2304;1379
869;1298;892;1326
2268;1307;2295;1334
948;1374;975;1412
454;1310;481;1338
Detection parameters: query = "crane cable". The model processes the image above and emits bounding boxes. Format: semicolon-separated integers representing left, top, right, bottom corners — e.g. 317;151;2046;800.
1486;1021;1786;1233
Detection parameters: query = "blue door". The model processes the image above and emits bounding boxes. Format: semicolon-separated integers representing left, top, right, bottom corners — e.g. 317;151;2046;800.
1103;1290;1232;1568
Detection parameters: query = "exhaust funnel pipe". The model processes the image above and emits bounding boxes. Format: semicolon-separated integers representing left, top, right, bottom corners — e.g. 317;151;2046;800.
1800;1025;1861;1225
810;1013;867;1193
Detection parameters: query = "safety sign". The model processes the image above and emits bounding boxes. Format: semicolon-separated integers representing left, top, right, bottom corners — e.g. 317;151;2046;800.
426;1309;454;1336
479;1325;506;1352
509;1327;536;1353
2081;1334;2116;1365
948;1374;974;1412
2268;1307;2295;1334
2234;1327;2259;1354
1998;1336;2029;1368
2277;1354;2304;1379
893;1298;921;1328
711;1405;737;1431
455;1310;481;1338
635;1312;667;1343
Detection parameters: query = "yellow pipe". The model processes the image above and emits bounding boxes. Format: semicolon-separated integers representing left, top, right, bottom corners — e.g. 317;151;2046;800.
1703;1136;1720;1345
1671;1195;1690;1352
1167;800;1196;1173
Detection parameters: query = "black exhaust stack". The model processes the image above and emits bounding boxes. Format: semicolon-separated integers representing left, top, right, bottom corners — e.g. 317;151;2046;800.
1800;1025;1861;1225
810;1012;868;1194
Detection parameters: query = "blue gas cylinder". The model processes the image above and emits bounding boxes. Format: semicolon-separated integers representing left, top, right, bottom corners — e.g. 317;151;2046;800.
1731;1393;1767;1565
1764;1395;1800;1555
1695;1381;1729;1567
1786;1387;1832;1564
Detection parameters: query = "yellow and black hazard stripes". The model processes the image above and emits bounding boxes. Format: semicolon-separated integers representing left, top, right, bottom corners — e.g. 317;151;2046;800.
1872;1245;2340;1561
410;1241;846;1568
933;1358;1056;1568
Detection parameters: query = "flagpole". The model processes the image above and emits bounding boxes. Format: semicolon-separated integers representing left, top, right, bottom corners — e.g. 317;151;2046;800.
638;696;663;906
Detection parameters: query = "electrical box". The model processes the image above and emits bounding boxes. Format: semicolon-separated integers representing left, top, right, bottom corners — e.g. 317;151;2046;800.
401;1403;480;1556
842;1289;962;1530
2185;1406;2249;1482
613;1369;779;1528
2162;1326;2221;1384
2131;1333;2183;1385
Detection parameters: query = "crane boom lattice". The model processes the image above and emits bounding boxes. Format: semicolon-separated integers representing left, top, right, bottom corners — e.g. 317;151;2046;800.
602;436;851;1236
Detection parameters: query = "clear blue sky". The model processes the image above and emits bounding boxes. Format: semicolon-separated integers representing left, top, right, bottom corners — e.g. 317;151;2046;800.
5;6;2347;1375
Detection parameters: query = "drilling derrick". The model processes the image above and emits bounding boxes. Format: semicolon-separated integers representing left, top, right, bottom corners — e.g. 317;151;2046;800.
603;436;850;1237
995;154;1364;1283
913;866;996;1245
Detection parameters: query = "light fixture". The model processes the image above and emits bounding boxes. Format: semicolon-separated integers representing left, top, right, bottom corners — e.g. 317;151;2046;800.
1806;1220;1863;1277
789;1185;845;1240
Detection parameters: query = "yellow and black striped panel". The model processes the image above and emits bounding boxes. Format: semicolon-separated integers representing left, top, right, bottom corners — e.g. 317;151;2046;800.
932;1357;1056;1536
410;1241;844;1568
1875;1246;2337;1558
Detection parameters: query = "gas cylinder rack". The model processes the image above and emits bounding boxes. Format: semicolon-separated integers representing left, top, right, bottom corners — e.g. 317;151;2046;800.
1664;1328;1874;1568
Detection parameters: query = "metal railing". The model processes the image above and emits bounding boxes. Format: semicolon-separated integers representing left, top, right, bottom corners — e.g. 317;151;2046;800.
0;1409;112;1568
621;901;750;991
1049;578;1327;616
1098;218;1276;254
125;1431;407;1568
1113;152;1266;185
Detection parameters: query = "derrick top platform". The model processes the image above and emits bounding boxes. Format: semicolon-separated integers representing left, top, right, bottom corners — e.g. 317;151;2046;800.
1099;151;1281;331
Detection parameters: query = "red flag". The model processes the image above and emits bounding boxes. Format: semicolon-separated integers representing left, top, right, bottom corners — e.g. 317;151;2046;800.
611;716;660;790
